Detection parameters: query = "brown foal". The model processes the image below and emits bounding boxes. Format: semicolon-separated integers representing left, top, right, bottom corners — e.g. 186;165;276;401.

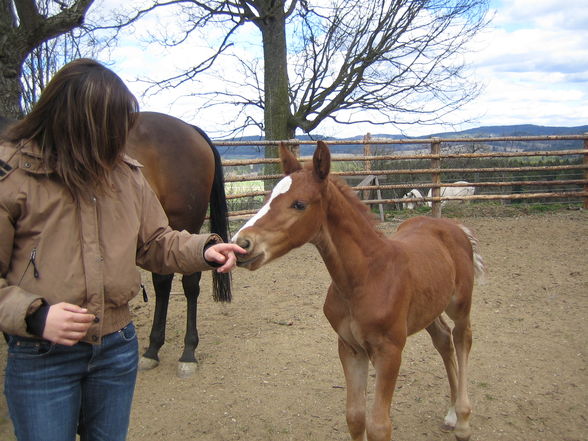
233;141;485;441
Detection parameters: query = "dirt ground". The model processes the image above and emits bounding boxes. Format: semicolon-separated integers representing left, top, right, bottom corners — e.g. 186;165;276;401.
1;211;586;441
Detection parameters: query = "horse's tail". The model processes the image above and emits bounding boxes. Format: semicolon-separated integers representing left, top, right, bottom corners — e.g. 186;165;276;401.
458;224;487;283
192;125;232;302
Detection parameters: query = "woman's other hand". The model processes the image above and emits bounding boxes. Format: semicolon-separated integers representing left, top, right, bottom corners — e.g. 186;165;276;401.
43;302;95;345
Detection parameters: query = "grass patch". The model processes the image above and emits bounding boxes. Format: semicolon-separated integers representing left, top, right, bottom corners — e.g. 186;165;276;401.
225;180;265;195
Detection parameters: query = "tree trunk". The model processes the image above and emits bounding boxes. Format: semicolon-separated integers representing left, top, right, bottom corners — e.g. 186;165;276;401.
0;0;95;117
258;8;294;187
0;0;25;118
0;53;25;119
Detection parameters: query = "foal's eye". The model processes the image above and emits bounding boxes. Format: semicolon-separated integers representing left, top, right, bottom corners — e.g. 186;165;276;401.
291;201;306;210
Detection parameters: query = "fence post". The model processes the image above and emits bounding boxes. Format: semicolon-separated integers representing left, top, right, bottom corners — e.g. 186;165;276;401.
584;139;588;210
430;138;442;218
363;133;372;201
374;176;385;222
363;133;372;172
290;140;300;158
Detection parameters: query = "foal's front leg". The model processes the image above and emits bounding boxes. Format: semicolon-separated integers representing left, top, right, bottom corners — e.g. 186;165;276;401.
338;338;369;441
368;340;404;441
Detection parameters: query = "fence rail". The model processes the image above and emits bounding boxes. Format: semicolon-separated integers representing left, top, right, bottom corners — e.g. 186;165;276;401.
216;134;588;219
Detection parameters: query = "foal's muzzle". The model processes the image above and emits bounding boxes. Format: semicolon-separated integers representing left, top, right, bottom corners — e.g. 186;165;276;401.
233;234;265;270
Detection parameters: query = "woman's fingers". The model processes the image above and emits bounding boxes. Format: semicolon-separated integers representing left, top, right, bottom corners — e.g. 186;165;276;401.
42;302;95;345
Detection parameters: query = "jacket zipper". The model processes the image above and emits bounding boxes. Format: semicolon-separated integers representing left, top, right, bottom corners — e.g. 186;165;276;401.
30;248;40;278
17;247;40;285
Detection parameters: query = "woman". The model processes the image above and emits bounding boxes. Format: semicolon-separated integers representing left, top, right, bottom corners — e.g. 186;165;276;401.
0;58;245;441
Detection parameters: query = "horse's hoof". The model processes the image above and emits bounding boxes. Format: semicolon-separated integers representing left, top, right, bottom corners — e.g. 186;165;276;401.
177;361;198;378
454;430;471;441
440;423;454;433
139;356;160;371
454;422;471;441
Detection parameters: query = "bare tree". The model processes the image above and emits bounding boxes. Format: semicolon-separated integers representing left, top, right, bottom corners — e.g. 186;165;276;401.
0;0;95;118
290;1;490;134
105;0;489;184
117;0;490;142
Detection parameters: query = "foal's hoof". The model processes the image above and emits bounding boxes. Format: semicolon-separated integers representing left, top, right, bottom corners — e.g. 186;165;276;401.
177;361;198;378
454;429;471;441
139;356;160;371
440;423;454;433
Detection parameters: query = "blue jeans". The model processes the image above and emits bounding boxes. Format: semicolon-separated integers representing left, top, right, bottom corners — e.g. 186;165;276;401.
4;322;139;441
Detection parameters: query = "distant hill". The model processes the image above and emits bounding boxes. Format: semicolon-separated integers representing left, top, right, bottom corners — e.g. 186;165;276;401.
215;124;588;159
361;124;587;139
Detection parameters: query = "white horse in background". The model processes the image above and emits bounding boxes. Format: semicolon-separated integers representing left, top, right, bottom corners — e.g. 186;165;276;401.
427;181;475;207
402;188;425;210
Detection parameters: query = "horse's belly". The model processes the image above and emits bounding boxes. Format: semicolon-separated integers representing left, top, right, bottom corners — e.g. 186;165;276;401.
407;288;453;335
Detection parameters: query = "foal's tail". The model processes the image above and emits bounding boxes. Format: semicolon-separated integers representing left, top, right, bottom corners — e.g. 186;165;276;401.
192;125;233;302
458;224;487;282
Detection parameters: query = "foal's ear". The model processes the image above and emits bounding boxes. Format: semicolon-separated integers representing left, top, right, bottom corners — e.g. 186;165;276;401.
313;141;331;181
279;142;302;175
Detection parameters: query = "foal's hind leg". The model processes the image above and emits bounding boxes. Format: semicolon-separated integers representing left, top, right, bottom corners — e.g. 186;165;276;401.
426;316;459;430
177;272;202;378
450;314;473;441
140;273;174;370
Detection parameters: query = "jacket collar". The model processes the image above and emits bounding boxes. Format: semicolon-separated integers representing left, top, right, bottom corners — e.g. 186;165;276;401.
18;141;52;175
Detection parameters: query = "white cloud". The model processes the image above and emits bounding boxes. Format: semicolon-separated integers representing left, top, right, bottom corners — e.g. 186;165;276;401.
428;0;588;135
495;0;588;30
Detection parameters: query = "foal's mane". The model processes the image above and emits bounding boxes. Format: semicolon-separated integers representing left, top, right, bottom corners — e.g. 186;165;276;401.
327;173;385;238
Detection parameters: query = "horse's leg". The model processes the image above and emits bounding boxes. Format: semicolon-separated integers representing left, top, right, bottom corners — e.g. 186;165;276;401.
367;340;404;441
451;315;473;441
177;272;202;378
140;272;174;370
426;316;459;431
338;337;369;441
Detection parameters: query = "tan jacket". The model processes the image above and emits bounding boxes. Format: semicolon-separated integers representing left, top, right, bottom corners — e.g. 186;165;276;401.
0;140;221;343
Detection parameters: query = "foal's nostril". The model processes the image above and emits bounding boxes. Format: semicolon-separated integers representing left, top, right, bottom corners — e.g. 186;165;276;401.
237;237;251;250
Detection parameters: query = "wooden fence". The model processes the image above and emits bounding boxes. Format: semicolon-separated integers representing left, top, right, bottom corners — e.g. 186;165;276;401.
215;134;588;219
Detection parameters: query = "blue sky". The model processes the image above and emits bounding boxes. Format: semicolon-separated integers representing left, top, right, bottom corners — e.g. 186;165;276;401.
100;0;588;138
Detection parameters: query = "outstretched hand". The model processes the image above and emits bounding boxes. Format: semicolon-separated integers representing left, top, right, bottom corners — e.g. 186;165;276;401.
43;302;95;346
204;243;247;273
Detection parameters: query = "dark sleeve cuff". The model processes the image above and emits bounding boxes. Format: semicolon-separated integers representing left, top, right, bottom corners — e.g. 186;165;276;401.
25;303;50;337
203;240;223;268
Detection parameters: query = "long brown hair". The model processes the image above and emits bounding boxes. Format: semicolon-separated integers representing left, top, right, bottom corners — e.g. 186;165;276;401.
5;58;139;200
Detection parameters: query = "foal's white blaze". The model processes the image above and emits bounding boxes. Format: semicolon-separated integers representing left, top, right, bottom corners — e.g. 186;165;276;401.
232;176;293;241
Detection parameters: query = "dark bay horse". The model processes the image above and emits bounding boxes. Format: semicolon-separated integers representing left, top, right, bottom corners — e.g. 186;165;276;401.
127;111;231;377
232;141;485;441
1;112;231;377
